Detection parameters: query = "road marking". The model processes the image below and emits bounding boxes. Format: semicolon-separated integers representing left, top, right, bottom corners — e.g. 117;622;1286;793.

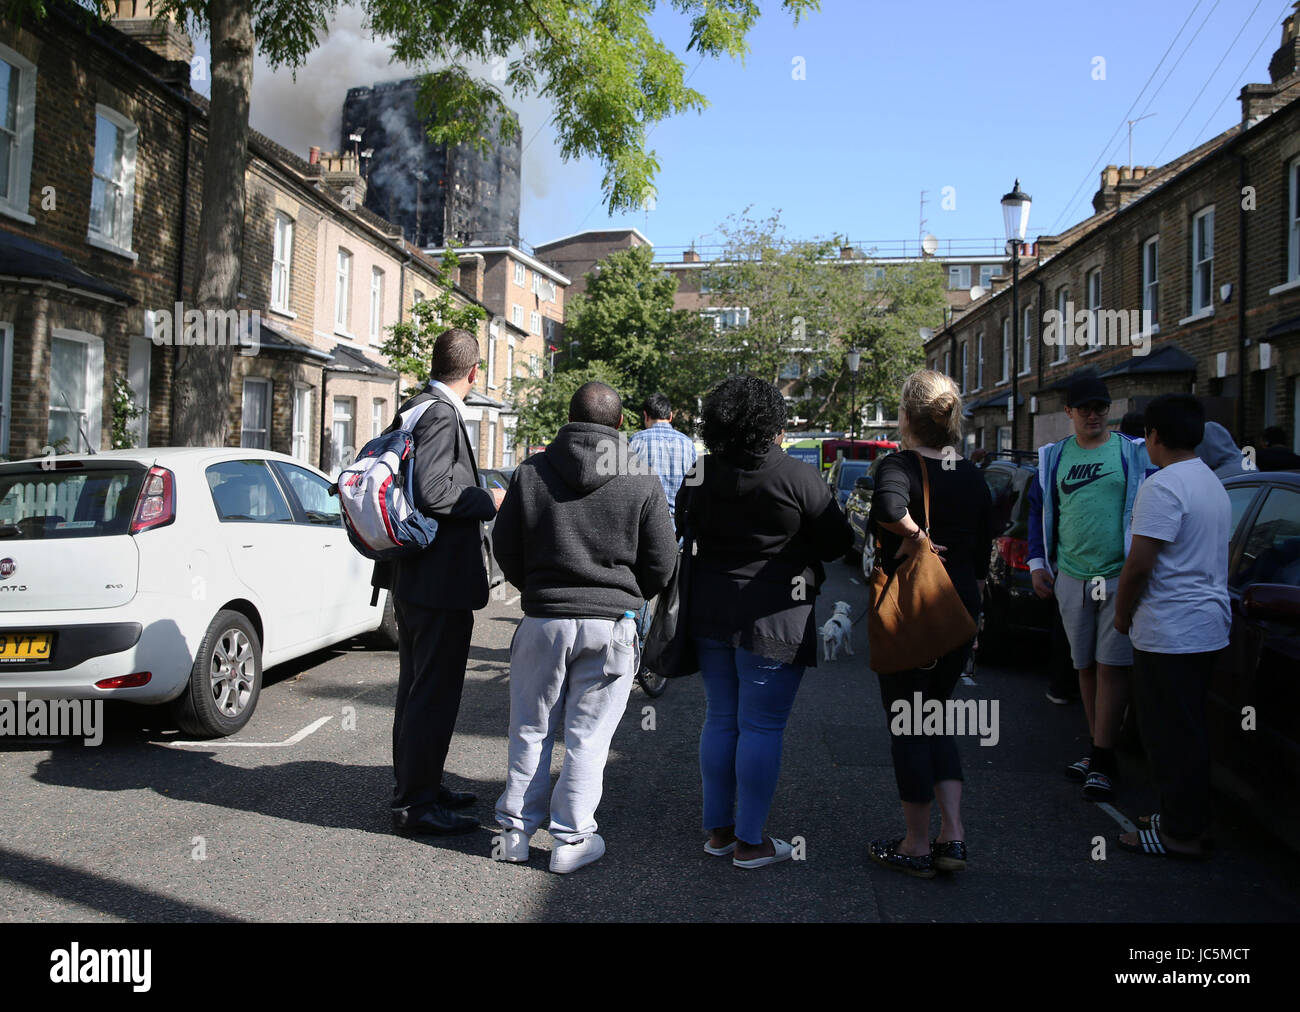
1096;802;1137;833
505;594;520;606
167;715;334;749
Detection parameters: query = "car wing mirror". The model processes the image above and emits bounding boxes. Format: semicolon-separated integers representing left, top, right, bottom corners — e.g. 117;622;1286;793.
1242;583;1300;623
854;475;874;492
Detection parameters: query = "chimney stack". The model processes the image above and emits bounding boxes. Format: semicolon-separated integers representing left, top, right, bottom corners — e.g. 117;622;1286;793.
683;247;701;263
108;0;194;75
1092;164;1158;214
1241;3;1300;124
319;150;367;206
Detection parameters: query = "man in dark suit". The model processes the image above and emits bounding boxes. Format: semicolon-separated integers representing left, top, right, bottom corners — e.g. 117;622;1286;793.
377;328;504;835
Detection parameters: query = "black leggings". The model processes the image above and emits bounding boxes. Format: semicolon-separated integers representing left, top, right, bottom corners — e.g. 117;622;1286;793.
877;645;968;804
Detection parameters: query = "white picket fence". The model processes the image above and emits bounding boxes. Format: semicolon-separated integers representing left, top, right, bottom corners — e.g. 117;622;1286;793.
0;477;129;526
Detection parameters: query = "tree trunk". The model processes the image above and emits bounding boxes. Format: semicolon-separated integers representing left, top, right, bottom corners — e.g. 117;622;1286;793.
170;0;253;446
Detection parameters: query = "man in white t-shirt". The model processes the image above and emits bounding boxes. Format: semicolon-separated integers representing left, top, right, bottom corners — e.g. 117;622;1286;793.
1113;394;1230;861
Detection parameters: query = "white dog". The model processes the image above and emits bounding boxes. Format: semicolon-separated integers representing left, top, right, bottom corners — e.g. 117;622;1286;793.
820;600;854;661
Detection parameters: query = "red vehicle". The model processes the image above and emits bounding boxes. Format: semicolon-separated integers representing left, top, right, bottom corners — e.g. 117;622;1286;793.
820;438;898;469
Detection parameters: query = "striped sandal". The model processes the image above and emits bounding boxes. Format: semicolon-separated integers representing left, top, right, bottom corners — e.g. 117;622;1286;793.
1137;813;1215;851
1118;827;1210;861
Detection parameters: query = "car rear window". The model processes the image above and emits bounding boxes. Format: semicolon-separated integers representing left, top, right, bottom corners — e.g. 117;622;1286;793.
0;468;144;540
838;463;870;489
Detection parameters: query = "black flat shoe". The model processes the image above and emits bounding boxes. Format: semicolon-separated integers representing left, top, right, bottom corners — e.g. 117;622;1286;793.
868;838;936;879
437;787;477;809
392;804;479;836
931;839;967;872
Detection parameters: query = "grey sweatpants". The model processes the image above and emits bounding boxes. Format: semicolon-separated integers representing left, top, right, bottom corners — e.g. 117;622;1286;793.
495;616;636;845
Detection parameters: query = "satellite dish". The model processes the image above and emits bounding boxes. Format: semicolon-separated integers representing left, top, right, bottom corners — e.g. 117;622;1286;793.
921;234;939;256
969;285;985;301
918;327;934;341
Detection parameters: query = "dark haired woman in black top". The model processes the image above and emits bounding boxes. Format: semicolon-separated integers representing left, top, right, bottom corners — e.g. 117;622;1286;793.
676;375;853;869
867;370;993;878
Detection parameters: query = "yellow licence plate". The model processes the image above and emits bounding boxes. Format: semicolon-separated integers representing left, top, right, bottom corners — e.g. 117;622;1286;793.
0;632;52;661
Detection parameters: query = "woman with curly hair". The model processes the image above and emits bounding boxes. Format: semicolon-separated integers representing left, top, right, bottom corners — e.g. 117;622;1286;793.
675;375;853;869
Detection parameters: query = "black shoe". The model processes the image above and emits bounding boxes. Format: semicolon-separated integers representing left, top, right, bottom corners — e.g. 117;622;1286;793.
392;804;479;836
1082;771;1114;801
437;787;477;809
930;839;968;872
868;838;936;879
1064;756;1090;783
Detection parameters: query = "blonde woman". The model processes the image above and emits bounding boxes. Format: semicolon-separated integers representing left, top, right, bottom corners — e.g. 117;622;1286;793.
865;370;993;878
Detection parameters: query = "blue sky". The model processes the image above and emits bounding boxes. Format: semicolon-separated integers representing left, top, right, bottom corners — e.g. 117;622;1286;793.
225;1;1293;257
516;0;1294;254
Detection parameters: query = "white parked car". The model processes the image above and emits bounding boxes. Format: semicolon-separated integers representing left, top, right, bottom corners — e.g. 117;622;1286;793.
0;448;397;737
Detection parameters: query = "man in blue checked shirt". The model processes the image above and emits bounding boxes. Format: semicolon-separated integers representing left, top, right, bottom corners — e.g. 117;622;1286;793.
629;392;698;517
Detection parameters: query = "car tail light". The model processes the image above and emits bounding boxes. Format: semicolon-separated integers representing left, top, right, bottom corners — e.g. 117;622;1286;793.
995;536;1029;571
96;672;152;689
130;466;175;534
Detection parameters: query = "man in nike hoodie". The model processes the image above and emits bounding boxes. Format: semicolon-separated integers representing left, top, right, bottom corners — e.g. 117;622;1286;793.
1027;374;1150;802
490;381;678;873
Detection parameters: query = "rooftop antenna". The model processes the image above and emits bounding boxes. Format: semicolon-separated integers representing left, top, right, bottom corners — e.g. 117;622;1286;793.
918;190;928;252
1126;113;1156;169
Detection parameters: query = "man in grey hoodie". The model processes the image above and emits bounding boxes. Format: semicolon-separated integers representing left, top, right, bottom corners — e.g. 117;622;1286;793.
1195;421;1246;480
490;381;678;873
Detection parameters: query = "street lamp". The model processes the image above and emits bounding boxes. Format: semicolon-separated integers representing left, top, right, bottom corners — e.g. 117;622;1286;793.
1001;179;1031;448
845;347;862;448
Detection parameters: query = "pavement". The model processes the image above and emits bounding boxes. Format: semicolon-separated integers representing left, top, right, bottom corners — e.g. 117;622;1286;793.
2;559;1299;922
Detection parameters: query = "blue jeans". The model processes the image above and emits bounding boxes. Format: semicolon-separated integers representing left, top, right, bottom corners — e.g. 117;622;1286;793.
697;638;804;845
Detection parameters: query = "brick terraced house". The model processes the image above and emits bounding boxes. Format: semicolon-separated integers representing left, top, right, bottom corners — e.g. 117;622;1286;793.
0;1;500;471
926;4;1300;455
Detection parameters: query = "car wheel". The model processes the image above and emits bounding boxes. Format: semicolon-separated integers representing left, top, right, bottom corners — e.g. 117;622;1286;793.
173;610;263;738
366;591;399;650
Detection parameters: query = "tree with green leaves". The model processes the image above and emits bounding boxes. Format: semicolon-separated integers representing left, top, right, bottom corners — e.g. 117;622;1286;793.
840;256;947;425
380;250;485;399
511;360;637;453
563;244;720;431
8;0;820;446
697;210;946;431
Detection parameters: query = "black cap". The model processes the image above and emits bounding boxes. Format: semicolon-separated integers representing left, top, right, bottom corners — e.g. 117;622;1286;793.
1066;374;1111;407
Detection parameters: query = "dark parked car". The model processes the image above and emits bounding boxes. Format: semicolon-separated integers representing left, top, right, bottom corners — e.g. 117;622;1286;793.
976;456;1054;661
826;457;875;512
843;455;891;575
1211;471;1300;807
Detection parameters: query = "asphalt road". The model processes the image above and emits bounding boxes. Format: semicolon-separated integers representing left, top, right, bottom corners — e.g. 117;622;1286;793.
3;558;1299;923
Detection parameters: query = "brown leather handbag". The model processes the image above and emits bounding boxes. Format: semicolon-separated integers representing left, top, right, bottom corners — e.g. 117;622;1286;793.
867;451;978;674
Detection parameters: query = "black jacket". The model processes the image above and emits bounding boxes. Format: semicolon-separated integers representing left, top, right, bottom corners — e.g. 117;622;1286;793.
372;383;498;610
676;444;853;667
491;422;678;619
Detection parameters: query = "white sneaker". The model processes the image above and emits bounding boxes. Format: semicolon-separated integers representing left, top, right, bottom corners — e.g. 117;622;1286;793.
494;829;531;863
733;837;794;869
549;833;605;874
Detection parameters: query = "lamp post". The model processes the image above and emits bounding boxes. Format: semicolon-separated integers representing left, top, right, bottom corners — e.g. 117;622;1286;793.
846;347;862;450
1001;179;1032;448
